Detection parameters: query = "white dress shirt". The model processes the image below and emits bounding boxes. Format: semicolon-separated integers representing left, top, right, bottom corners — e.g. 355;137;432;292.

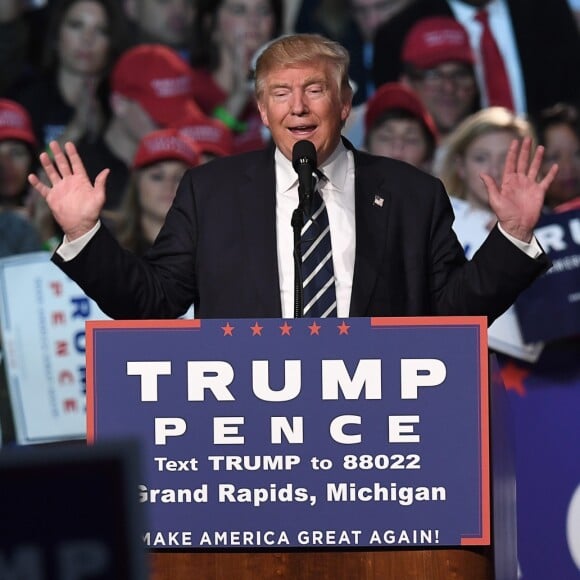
275;140;356;318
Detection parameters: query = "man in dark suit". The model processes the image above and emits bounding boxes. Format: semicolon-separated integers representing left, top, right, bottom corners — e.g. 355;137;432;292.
372;0;580;117
28;34;556;322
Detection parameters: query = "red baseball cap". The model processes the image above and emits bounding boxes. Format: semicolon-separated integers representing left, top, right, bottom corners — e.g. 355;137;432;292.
176;117;234;158
133;128;201;169
365;82;438;141
111;44;204;127
402;17;474;69
0;99;37;148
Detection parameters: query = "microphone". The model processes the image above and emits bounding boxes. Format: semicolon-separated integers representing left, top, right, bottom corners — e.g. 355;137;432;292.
292;140;317;216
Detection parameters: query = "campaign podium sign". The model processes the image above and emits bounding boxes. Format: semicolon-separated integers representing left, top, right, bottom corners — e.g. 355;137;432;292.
87;316;491;551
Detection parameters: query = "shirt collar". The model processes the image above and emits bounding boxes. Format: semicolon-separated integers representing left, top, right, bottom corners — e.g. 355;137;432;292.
275;140;349;195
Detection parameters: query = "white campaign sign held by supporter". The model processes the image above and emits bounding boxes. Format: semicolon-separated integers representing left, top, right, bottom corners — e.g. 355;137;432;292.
0;252;109;444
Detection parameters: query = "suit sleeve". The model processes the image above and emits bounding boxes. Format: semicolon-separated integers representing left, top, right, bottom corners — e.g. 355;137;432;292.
53;170;199;320
428;184;551;323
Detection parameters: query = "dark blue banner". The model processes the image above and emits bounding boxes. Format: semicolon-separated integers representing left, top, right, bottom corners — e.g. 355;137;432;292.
515;210;580;342
499;344;580;579
87;317;490;549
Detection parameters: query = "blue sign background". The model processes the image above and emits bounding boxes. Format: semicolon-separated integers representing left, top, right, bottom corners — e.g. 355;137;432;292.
515;210;580;342
88;317;488;549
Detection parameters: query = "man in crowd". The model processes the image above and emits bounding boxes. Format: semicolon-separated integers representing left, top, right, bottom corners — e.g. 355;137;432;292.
75;43;207;209
372;0;580;116
399;16;479;137
123;0;195;59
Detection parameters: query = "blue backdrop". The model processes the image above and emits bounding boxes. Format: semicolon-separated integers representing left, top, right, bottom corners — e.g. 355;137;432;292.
498;340;580;579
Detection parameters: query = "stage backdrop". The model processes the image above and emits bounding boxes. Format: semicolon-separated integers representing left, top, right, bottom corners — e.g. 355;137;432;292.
498;343;580;579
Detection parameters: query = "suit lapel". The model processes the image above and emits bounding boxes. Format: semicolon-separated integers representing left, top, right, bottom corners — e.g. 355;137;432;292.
237;146;282;316
349;150;391;316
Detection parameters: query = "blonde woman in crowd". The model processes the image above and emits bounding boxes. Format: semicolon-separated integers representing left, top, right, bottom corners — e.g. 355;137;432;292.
436;106;539;357
437;106;535;256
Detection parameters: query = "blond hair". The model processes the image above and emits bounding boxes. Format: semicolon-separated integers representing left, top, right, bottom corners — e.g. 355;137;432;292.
254;34;352;100
437;107;535;200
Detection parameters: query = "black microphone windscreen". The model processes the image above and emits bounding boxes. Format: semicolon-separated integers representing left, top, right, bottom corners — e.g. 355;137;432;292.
292;140;317;172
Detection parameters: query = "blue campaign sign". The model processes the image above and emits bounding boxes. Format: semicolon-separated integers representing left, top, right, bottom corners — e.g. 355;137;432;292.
515;209;580;343
87;316;490;550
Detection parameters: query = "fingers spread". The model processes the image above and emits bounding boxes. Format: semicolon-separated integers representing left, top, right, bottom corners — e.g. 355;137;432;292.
49;141;73;177
64;141;89;179
502;140;519;183
39;150;62;185
27;173;48;197
527;145;544;182
540;163;559;190
480;172;500;198
94;168;110;191
516;136;532;175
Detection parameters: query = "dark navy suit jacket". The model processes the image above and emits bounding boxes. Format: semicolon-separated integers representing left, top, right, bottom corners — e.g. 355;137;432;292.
55;142;549;321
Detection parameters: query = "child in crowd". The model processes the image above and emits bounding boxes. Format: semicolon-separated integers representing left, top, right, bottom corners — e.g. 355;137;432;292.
364;82;438;172
532;102;580;212
0;99;42;255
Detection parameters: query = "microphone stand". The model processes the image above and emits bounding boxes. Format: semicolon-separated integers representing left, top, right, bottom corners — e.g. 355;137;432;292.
292;182;308;318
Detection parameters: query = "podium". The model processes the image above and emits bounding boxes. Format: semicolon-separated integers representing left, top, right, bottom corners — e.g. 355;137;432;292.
87;317;516;580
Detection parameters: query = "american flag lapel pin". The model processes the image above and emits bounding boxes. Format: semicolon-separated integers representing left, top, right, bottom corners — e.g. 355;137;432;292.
373;194;384;208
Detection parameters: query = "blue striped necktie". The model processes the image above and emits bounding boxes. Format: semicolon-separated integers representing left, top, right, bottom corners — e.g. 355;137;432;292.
300;187;337;317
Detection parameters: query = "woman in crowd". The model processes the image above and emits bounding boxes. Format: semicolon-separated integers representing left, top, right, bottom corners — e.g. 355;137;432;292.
9;0;127;148
189;0;283;153
436;107;543;360
109;128;201;256
0;98;42;255
437;106;535;250
532;102;580;212
0;99;38;215
436;106;539;357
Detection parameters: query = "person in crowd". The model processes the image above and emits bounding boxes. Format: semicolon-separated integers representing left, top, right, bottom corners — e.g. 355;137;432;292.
0;0;46;96
399;16;479;138
106;128;201;255
9;0;128;148
372;0;580;117
0;99;42;255
363;82;438;172
532;103;580;212
176;117;234;164
189;0;283;154
294;0;415;105
74;43;207;210
0;99;38;215
435;106;546;357
436;106;534;250
0;211;42;258
28;34;555;326
122;0;196;59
